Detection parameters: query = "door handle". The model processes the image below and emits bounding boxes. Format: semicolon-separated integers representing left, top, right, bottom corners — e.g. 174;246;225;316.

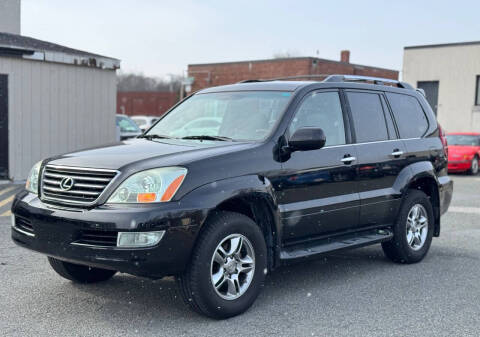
390;150;404;158
341;156;356;164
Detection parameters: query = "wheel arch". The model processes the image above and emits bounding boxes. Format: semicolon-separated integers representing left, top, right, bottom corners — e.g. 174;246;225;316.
403;162;441;237
183;175;282;271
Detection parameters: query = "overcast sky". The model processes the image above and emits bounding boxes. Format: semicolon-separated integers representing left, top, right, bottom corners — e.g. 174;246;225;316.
21;0;480;79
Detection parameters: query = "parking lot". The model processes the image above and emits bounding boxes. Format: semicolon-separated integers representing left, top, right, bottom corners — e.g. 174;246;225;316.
0;175;479;337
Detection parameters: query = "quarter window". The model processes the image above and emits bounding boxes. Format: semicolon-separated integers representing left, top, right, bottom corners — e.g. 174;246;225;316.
289;91;346;147
346;92;389;143
386;93;429;139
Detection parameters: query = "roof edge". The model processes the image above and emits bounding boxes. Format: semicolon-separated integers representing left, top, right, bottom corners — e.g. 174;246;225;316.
405;41;480;50
188;56;398;73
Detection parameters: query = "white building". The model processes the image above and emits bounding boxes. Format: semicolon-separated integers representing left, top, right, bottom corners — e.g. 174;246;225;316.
403;41;480;133
0;0;120;181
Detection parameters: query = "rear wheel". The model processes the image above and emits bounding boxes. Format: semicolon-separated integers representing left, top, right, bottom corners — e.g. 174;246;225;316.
469;156;479;175
177;211;267;319
48;257;116;283
382;190;434;264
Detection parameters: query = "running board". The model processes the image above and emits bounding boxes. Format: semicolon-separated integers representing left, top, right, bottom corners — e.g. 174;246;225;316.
280;229;393;261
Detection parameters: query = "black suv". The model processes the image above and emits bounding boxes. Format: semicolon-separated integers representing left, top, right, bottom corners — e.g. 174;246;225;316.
11;75;453;319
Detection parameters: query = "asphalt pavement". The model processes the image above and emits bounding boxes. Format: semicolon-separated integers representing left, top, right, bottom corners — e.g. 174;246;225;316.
1;175;479;337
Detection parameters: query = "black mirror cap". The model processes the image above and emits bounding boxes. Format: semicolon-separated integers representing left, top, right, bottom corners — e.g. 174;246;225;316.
289;127;326;152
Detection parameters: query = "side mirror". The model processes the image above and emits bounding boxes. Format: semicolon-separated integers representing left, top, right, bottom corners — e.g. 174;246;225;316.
288;127;326;152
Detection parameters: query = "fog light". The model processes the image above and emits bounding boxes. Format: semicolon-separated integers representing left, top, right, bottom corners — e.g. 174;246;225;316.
117;231;165;248
11;214;15;228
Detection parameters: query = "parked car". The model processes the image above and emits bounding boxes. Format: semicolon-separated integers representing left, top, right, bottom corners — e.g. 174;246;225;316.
131;115;159;132
169;117;222;138
446;132;480;175
11;75;453;319
116;114;142;140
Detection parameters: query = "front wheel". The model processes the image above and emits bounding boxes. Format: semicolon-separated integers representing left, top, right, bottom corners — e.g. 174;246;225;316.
177;211;267;319
469;156;479;175
382;190;434;264
48;257;117;283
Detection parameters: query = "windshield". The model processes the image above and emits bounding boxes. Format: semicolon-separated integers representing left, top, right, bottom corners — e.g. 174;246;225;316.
146;91;292;141
116;116;141;133
446;135;480;146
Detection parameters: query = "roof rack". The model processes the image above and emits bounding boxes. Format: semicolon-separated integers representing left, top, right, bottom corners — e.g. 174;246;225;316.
323;75;413;90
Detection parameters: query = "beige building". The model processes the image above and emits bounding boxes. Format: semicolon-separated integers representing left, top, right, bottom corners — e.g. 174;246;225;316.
403;41;480;133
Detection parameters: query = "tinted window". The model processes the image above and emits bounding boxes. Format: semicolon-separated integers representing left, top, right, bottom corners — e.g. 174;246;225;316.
347;92;388;143
290;91;346;146
380;95;397;139
386;93;429;138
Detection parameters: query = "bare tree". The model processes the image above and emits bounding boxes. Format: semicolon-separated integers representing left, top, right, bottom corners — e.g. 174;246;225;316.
272;49;302;59
117;72;182;92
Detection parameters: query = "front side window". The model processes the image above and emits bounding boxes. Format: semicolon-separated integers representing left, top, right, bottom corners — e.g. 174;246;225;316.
289;91;346;147
347;92;388;143
386;93;429;139
146;91;291;141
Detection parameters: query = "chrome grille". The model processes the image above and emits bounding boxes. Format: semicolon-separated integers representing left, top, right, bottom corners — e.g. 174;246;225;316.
40;165;118;207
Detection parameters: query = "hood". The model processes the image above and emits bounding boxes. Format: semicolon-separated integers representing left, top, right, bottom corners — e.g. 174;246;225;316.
47;138;256;170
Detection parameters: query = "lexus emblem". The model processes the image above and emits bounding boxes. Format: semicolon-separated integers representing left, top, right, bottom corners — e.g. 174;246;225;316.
59;177;75;191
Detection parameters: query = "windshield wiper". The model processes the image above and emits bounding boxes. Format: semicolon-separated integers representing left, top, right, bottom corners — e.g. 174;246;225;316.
138;134;172;140
181;135;233;142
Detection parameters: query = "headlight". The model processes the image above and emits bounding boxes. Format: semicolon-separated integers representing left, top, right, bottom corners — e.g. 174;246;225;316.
25;161;42;194
107;167;187;203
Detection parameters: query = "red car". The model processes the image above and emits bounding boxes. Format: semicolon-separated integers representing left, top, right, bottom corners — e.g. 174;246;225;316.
446;132;480;175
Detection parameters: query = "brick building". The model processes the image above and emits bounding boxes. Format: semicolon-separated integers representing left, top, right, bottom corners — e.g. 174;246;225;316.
117;91;178;117
188;51;398;92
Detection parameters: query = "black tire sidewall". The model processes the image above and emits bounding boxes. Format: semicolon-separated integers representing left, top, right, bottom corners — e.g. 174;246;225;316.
393;190;434;262
191;213;267;318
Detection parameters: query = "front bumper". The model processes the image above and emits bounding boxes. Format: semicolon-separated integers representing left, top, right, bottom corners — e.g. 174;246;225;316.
448;160;471;172
11;191;208;278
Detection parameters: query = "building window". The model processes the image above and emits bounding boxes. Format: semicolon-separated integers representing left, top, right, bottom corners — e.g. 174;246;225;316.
476;75;480;106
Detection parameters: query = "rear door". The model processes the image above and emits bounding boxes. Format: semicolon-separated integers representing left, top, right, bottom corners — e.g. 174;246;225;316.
0;75;8;179
276;90;360;242
344;90;408;227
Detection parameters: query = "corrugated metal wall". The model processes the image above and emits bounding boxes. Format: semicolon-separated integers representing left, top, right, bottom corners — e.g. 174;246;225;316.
0;56;117;181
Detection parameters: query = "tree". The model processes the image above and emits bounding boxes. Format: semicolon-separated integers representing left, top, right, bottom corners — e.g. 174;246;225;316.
117;73;182;92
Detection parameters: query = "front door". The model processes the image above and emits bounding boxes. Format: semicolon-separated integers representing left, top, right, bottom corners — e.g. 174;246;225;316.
417;81;439;115
274;90;359;243
0;75;8;179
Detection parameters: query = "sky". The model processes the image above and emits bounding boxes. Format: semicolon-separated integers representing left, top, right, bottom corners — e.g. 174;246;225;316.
21;0;480;79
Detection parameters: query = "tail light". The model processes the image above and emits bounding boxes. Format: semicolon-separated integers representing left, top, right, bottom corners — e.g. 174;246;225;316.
438;123;448;157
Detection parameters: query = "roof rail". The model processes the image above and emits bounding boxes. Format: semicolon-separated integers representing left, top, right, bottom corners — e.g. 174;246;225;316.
238;79;266;83
416;88;426;97
323;74;414;90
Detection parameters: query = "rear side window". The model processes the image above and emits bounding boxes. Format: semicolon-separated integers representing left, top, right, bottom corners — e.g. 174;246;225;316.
386;93;429;138
346;92;389;143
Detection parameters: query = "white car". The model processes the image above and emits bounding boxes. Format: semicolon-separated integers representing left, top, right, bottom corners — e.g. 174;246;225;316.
131;115;160;132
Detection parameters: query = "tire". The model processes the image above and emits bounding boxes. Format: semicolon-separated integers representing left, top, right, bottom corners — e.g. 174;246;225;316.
382;190;434;264
469;156;479;175
176;211;268;319
48;257;117;283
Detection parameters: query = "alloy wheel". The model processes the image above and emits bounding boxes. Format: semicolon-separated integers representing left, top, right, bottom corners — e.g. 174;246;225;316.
210;234;255;300
406;204;428;251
